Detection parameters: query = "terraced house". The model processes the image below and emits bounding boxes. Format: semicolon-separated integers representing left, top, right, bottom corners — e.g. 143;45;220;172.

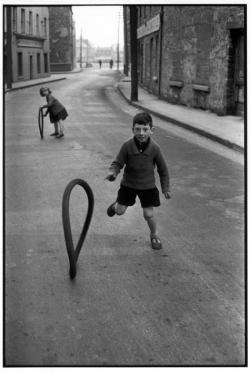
4;6;50;83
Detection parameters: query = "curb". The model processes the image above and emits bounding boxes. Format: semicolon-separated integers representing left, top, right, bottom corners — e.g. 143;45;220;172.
50;69;83;74
5;77;67;93
117;84;244;154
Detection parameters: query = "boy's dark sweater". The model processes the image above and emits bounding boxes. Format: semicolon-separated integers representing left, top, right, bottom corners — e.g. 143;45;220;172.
109;137;170;193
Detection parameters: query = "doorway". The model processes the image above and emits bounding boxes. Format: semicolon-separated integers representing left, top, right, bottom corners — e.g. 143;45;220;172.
227;29;244;116
29;55;33;79
234;32;244;115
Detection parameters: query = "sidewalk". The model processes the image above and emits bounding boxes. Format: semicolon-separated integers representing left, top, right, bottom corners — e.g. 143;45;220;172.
117;76;245;153
4;66;83;93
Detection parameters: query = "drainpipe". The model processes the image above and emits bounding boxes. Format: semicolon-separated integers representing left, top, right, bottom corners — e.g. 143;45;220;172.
158;6;164;98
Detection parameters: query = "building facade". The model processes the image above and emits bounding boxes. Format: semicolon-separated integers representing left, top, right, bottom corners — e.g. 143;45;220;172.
4;6;50;83
49;6;75;72
124;5;245;116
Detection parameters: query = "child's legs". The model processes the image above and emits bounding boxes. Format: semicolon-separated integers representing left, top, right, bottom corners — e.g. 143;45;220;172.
54;122;58;133
58;120;64;134
143;207;158;236
115;185;136;215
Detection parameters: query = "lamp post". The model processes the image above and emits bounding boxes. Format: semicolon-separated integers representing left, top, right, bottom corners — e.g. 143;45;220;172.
86;39;89;67
80;29;82;68
129;5;138;101
117;12;120;71
123;6;129;76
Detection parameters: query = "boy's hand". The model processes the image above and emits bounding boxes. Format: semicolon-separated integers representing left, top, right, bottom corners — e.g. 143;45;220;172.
105;173;116;181
164;192;171;200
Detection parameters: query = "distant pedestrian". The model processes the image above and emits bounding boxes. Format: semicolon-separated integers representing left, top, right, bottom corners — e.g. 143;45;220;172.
105;112;171;250
40;87;68;138
109;59;113;69
98;59;102;68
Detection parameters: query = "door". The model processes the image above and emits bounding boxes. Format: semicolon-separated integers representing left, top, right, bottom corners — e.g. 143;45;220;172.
235;32;244;116
30;55;33;79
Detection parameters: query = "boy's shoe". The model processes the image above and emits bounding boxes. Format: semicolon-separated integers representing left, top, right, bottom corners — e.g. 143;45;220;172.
50;132;58;136
151;236;162;250
56;133;64;138
107;202;116;217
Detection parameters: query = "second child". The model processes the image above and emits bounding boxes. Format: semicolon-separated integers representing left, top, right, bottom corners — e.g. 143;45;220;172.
40;87;68;138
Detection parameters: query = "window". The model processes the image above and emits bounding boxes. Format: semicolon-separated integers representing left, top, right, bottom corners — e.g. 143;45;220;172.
37;53;41;73
36;14;39;35
17;52;23;76
44;53;48;73
44;17;47;37
21;8;25;33
28;11;32;34
155;35;159;73
13;7;17;32
138;7;142;24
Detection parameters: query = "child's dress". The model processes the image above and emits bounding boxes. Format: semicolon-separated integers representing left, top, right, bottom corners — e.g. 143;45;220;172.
46;94;68;124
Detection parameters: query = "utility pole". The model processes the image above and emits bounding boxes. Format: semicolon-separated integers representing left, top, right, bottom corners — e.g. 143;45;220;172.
117;12;120;71
86;39;88;67
80;29;82;68
123;6;129;76
129;5;138;101
6;6;12;89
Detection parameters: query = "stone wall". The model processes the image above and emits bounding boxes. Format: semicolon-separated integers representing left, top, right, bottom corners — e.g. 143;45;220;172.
49;6;74;71
159;6;244;114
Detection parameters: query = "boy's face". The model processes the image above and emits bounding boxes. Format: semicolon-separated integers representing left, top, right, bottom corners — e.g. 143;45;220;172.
132;123;153;143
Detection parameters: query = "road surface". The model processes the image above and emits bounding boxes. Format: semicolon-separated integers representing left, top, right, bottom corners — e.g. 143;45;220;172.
5;67;245;366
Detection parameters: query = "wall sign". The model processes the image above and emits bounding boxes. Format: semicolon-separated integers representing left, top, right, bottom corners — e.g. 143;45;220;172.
17;39;43;49
137;14;160;39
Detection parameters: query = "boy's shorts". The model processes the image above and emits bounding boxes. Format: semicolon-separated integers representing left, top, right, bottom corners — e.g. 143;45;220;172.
117;185;160;208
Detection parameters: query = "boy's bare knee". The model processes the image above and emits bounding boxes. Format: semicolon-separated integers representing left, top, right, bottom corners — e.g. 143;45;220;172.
143;207;154;220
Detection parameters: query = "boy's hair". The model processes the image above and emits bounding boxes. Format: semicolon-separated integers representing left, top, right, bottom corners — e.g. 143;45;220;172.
39;87;51;96
133;112;153;128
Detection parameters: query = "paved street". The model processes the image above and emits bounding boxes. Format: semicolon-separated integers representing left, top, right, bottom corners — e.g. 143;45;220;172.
5;67;245;366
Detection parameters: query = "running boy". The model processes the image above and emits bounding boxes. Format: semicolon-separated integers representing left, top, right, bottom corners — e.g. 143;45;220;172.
105;112;170;250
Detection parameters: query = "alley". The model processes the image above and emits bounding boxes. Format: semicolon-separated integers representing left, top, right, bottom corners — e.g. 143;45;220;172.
4;68;245;366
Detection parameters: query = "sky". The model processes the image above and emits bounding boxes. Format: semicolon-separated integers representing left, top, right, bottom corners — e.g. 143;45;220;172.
72;6;124;48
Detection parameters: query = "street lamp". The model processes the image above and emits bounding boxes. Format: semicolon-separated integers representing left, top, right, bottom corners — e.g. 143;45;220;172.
80;29;82;68
117;11;122;71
